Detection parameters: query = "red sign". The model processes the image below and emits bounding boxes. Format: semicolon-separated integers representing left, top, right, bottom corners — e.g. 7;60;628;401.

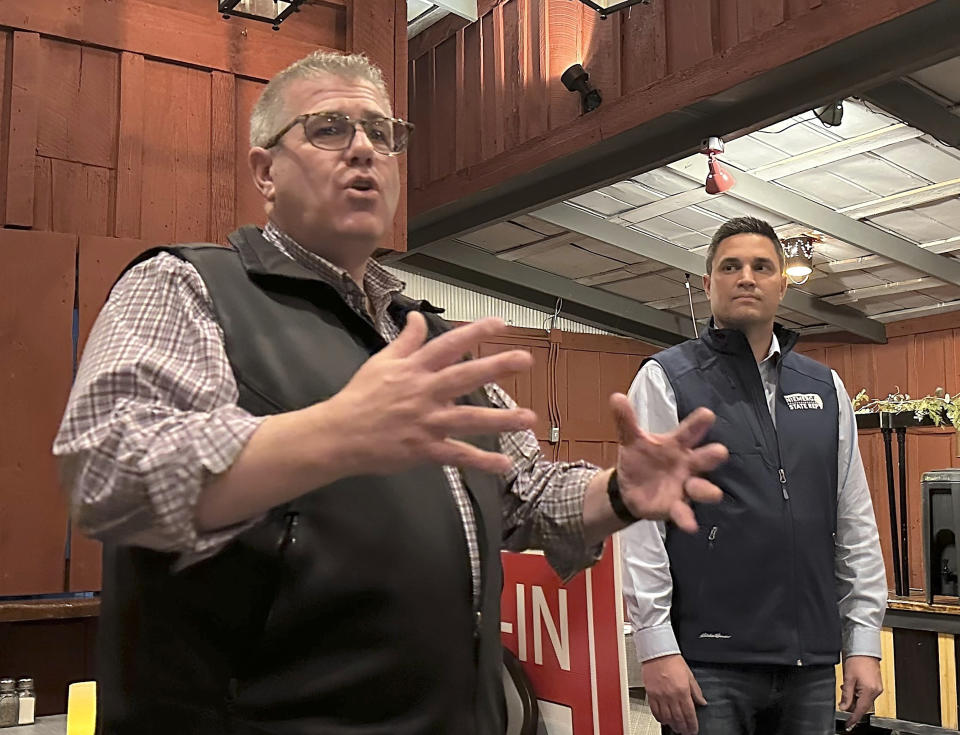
500;535;628;735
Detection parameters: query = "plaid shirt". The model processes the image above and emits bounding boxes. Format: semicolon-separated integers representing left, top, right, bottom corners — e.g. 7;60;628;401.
54;223;602;601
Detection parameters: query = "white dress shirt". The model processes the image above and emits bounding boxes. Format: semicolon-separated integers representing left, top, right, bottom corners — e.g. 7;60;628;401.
620;334;888;663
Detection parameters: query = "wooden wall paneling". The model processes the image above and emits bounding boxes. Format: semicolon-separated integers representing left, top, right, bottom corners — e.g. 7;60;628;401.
477;339;552;440
408;60;419;189
235;78;266;229
874;335;911;399
77;235;154;356
907;430;955;591
392;0;407;254
824;344;853;397
599;351;643;439
580;4;621;107
518;0;548;144
115;52;145;239
4;31;40;227
710;0;739;54
859;430;896;590
68;529;102;593
785;0;823;19
431;35;458;181
546;0;580;129
620;0;666;95
211;71;237;246
663;0;714;74
0;0;346;83
0;31;10;219
893;627;941;725
501;0;522;152
349;0;396;95
32;156;52;231
850;342;878;401
568;440;605;466
0;230;76;595
914;329;952;398
0;617;98;716
560;349;604;439
951;328;960;393
36;40;119;169
735;0;786;43
940;633;958;729
412;51;433;189
480;9;505;160
50;159;112;236
140;60;211;244
412;52;434;190
887;310;960;340
456;23;484;170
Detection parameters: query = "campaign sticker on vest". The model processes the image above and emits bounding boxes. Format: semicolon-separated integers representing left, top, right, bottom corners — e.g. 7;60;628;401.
784;392;823;410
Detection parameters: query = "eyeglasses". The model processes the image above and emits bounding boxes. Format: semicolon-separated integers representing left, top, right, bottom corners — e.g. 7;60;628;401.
263;111;415;156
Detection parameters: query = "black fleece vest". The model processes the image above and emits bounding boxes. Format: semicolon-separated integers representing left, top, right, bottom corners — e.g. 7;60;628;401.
650;324;841;666
96;226;507;735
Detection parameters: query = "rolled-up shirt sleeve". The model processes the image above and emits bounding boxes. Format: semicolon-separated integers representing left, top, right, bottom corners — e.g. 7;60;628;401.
486;383;604;581
53;253;264;562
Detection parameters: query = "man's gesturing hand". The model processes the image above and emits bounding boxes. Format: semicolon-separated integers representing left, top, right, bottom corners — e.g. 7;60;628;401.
322;313;536;477
611;394;727;531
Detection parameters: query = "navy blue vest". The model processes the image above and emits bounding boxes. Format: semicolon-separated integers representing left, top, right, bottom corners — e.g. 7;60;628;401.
650;324;841;666
97;227;506;734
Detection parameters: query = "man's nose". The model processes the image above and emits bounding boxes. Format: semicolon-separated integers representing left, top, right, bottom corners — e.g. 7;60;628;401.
347;125;375;163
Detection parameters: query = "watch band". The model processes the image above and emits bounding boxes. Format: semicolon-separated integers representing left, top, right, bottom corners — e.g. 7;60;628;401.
606;469;640;525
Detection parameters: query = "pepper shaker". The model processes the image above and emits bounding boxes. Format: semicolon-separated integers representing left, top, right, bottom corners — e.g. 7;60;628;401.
0;678;18;727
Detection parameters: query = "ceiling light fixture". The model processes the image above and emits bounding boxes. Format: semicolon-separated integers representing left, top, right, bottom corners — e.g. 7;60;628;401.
561;64;602;114
700;136;735;195
220;0;303;30
782;235;817;285
814;100;844;127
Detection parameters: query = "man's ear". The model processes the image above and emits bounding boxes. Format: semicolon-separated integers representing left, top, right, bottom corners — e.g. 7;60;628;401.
249;147;275;201
703;273;712;299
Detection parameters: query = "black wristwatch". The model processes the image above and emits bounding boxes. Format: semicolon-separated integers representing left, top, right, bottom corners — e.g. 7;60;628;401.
606;469;640;524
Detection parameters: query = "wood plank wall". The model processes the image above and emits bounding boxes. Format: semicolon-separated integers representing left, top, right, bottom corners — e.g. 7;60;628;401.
0;0;405;598
798;311;960;594
406;0;936;220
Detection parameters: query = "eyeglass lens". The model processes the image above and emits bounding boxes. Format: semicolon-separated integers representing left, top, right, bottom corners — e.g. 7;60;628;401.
302;114;408;154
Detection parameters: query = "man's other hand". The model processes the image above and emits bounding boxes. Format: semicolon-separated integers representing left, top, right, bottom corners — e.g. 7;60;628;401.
840;655;882;730
644;654;706;735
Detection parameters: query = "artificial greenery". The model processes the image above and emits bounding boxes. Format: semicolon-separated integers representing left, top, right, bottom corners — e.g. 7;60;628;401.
854;387;960;428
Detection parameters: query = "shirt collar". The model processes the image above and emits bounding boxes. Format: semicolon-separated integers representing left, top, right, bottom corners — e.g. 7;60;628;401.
261;221;405;320
761;332;782;365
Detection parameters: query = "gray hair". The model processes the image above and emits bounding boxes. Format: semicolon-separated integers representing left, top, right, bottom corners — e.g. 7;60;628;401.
249;51;391;148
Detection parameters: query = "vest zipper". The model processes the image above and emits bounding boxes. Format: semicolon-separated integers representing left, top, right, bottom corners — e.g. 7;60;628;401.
774;413;803;666
278;511;299;556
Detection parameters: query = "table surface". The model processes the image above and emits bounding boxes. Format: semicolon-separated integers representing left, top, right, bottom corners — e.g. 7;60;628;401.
3;715;66;734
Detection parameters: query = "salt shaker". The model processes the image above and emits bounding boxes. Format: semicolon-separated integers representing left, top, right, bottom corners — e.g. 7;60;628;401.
0;678;18;727
16;679;35;725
